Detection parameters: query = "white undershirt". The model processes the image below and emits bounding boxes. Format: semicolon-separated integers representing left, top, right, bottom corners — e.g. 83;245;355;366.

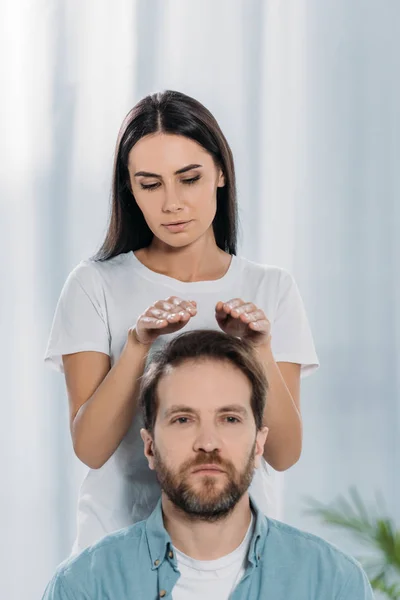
172;513;254;600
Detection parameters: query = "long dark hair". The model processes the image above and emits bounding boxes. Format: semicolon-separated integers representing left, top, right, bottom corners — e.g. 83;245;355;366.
95;90;238;260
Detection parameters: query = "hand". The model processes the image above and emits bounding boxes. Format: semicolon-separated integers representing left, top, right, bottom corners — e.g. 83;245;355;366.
215;298;271;346
132;296;197;345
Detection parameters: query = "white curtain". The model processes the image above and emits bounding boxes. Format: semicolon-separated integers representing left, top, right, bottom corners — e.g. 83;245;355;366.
261;0;400;541
2;1;399;598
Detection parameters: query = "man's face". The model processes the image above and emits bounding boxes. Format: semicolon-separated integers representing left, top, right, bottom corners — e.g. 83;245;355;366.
141;359;268;521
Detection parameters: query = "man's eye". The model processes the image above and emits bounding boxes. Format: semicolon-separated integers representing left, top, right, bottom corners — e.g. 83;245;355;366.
140;182;160;191
224;416;240;424
173;417;190;424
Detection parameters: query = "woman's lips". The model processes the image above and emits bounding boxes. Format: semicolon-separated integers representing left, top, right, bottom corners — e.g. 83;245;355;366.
162;220;192;232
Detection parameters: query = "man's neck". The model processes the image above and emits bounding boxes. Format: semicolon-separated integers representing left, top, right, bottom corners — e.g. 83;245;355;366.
161;494;253;561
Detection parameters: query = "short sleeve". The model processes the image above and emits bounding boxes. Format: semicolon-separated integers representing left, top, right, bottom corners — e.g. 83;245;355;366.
44;262;110;373
270;269;319;377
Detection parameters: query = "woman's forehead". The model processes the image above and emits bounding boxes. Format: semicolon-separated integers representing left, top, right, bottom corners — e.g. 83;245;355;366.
128;133;212;172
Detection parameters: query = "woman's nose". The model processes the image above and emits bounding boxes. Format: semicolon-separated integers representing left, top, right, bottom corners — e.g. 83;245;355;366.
162;185;183;213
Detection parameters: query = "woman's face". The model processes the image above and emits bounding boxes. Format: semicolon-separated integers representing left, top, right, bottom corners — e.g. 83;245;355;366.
128;133;225;248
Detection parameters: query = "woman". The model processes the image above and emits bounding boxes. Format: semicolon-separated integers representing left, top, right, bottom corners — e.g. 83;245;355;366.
45;90;318;553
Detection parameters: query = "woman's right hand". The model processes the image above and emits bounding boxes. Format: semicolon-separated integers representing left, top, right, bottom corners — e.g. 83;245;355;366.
132;296;197;345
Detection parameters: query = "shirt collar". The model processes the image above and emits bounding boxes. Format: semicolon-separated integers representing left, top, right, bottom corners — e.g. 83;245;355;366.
145;495;269;570
145;498;174;570
247;495;269;567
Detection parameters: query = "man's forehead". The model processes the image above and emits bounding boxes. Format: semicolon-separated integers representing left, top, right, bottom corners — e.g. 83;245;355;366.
160;402;251;419
160;358;245;379
156;359;252;413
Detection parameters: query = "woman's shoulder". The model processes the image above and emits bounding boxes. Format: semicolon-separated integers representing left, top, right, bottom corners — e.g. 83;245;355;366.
235;257;301;306
68;252;134;287
236;255;293;286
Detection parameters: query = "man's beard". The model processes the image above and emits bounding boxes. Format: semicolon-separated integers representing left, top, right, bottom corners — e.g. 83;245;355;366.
153;444;256;522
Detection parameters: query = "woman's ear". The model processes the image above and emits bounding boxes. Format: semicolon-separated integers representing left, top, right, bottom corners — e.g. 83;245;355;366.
217;170;225;188
140;428;155;470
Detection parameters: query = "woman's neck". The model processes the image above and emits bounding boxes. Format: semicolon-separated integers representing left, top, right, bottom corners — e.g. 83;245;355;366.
135;233;232;282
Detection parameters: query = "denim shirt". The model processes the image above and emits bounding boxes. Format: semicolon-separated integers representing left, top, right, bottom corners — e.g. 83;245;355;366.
43;498;374;600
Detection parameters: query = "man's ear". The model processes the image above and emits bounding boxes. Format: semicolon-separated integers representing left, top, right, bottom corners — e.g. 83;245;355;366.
254;426;269;469
140;428;155;470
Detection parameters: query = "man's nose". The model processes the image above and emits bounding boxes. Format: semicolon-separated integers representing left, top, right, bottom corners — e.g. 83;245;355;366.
193;426;222;453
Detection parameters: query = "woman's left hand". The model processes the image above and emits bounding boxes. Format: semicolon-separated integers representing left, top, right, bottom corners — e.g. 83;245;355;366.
215;299;271;346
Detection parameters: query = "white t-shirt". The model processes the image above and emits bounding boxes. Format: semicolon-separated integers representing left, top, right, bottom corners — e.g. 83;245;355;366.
45;251;318;552
172;512;254;600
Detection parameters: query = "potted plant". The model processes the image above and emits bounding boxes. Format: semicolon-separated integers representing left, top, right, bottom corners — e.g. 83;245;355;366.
305;487;400;599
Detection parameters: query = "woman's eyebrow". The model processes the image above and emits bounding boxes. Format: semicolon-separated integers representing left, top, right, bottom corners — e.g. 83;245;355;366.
134;163;203;178
175;163;203;175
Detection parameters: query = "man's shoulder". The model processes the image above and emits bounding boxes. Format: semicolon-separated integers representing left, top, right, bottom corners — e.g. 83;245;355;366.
54;522;147;588
246;515;374;598
266;518;365;577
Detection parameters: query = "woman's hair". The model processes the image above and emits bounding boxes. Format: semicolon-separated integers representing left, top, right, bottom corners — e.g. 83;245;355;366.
140;329;268;434
95;90;238;260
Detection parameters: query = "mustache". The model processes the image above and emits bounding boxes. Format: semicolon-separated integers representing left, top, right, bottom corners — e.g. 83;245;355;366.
179;451;232;472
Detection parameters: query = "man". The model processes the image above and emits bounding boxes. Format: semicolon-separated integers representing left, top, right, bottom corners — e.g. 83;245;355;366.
43;330;373;599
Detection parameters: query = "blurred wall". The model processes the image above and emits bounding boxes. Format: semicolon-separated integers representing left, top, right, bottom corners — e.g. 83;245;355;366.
1;1;399;598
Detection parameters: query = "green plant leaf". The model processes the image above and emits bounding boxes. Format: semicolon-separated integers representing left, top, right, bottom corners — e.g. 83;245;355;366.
304;489;400;599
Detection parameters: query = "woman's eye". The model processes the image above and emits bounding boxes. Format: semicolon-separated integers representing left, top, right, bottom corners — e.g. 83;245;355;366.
140;176;200;191
140;182;160;191
181;175;201;185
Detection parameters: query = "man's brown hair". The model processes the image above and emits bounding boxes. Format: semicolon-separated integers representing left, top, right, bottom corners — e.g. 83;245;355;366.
140;329;268;434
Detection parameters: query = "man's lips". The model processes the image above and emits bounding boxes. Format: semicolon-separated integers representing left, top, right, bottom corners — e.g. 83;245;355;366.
191;464;225;474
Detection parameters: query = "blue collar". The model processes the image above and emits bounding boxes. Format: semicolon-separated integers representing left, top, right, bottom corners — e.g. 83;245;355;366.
145;495;269;570
247;496;269;567
145;498;175;570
